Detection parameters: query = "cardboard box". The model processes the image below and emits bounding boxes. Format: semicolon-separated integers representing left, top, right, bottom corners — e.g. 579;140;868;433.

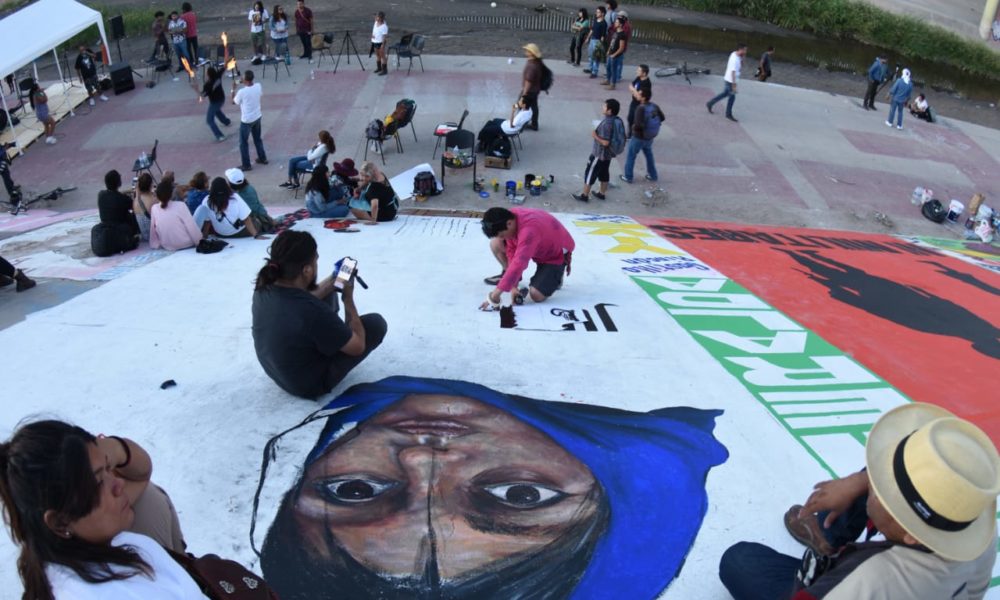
484;155;512;169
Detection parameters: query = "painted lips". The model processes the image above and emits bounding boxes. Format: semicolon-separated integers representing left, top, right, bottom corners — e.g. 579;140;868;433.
389;419;472;438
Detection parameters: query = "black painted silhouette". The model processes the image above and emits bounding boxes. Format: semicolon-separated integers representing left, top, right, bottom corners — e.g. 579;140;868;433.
920;260;1000;297
779;249;1000;359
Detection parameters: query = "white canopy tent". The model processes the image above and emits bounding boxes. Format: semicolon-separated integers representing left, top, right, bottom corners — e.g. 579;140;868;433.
0;0;109;155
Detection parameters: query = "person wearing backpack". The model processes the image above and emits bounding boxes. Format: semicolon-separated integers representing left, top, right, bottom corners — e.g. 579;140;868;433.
621;88;663;184
521;43;544;131
573;98;624;202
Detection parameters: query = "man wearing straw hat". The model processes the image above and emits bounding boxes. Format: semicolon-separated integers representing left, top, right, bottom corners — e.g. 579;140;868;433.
719;402;1000;599
521;43;544;131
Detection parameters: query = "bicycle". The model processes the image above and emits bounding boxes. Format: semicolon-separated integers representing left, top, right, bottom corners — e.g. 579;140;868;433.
655;62;711;85
2;186;77;215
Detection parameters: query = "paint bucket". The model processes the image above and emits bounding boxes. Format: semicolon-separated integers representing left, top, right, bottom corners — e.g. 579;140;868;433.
505;180;516;199
946;199;964;222
530;179;542;196
524;173;535;189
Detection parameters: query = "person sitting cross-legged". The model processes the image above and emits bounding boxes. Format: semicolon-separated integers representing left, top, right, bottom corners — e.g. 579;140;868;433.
251;230;387;399
719;402;1000;600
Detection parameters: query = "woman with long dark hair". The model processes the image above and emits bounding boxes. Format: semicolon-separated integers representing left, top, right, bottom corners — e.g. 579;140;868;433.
193;176;264;238
281;130;335;189
29;82;57;145
199;66;232;142
270;5;291;63
248;1;270;60
569;8;590;66
150;178;203;250
0;420;200;599
303;164;349;218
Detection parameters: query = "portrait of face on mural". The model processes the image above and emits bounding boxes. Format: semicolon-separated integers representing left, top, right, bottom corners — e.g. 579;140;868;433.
257;376;728;599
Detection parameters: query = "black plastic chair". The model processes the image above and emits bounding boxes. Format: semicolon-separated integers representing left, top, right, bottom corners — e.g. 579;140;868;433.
396;34;425;75
439;129;476;188
433;108;467;159
131;139;163;185
365;121;393;166
315;33;335;68
16;78;34;115
294;153;330;199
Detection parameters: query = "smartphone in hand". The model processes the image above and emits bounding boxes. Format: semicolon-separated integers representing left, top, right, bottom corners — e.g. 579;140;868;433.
334;257;358;290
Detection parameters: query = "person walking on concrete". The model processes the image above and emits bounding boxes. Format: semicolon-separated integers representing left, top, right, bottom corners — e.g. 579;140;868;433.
521;43;544;131
621;89;663;184
756;46;774;82
886;68;913;130
706;43;747;122
863;56;888;110
233;70;268;170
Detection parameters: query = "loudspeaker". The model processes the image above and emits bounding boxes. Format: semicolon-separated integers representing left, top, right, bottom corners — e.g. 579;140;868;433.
110;15;125;40
109;63;134;95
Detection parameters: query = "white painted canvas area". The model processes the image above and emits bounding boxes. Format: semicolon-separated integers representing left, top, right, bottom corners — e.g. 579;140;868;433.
0;214;929;598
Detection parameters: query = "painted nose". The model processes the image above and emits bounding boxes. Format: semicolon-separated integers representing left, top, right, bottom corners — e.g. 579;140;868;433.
397;445;466;481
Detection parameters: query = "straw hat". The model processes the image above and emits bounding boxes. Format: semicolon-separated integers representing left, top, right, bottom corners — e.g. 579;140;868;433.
522;43;542;59
866;403;1000;561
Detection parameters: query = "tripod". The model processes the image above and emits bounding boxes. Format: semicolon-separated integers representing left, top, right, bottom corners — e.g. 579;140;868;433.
334;31;365;73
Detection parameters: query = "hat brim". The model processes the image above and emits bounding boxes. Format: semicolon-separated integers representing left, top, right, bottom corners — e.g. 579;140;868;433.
866;403;996;561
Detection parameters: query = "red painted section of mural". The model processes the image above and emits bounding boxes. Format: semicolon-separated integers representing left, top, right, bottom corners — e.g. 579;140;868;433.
640;218;1000;442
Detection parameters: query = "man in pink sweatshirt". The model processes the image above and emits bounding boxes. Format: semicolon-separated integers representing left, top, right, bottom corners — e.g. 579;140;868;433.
480;207;575;306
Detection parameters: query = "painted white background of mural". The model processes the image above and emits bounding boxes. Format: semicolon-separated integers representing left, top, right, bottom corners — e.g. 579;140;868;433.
0;213;926;598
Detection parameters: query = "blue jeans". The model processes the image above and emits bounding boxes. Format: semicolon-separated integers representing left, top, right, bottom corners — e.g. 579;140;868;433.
888;100;905;126
239;118;266;168
306;197;350;218
286;155;311;183
708;81;737;117
172;42;190;65
206;100;230;139
615;55;624;81
623;137;657;182
587;39;599;74
719;494;869;599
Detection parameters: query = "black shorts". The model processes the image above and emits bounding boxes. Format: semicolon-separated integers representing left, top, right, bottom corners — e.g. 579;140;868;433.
584;154;610;186
530;261;566;297
372;42;384;49
83;76;99;94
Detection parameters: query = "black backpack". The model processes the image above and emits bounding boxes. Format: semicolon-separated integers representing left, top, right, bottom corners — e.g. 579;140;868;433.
413;171;439;197
540;61;554;93
921;199;947;223
91;222;137;257
365;119;385;141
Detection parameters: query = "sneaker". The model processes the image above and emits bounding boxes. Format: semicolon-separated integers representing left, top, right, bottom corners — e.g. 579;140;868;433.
619;174;633;184
99;94;108;102
514;287;528;305
240;164;253;171
582;69;591;74
588;74;597;79
897;125;903;130
572;193;589;202
644;174;657;182
726;115;738;122
45;136;57;144
289;183;300;189
593;191;606;201
784;505;835;556
172;76;179;82
88;98;95;106
885;121;893;127
255;158;269;165
484;273;504;285
278;182;294;189
215;135;227;143
706;102;714;114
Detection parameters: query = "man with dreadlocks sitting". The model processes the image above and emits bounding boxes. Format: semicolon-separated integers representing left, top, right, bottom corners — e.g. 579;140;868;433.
251;230;387;399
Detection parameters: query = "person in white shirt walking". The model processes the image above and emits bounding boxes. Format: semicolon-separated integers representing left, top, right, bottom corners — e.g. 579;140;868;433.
233;70;268;170
706;42;747;122
371;11;389;76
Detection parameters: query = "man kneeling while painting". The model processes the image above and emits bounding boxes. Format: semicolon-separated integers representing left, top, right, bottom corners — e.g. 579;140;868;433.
252;230;387;399
480;207;575;308
720;403;999;600
257;376;728;599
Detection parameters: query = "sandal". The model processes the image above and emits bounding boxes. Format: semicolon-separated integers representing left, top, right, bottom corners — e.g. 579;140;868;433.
483;273;504;286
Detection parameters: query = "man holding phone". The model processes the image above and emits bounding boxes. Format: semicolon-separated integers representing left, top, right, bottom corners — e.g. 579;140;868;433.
252;231;387;399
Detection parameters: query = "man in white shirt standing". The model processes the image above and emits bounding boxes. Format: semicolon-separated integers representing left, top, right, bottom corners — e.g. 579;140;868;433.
233;70;268;171
706;42;747;122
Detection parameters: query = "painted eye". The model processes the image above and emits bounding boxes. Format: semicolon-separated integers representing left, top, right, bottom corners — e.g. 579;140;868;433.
482;483;564;508
316;477;397;504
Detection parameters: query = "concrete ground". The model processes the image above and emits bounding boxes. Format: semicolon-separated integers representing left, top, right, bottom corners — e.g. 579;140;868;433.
864;0;997;43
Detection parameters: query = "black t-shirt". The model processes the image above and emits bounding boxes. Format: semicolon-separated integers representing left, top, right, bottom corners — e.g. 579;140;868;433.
629;77;652;108
362;178;399;222
76;53;97;79
202;77;226;103
591;19;607;43
97;189;139;234
252;285;352;398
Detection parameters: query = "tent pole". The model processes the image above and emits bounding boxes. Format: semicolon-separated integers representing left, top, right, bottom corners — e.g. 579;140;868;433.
52;49;74;117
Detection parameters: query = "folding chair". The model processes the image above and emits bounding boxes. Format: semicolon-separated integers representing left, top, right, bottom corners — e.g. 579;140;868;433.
439;129;476;188
16;78;34;116
432;109;467;159
262;54;290;82
314;33;335;68
131;140;163;185
395;34;425;75
293;153;330;199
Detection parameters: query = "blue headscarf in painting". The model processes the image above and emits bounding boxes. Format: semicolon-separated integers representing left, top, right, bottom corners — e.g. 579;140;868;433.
303;376;729;600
